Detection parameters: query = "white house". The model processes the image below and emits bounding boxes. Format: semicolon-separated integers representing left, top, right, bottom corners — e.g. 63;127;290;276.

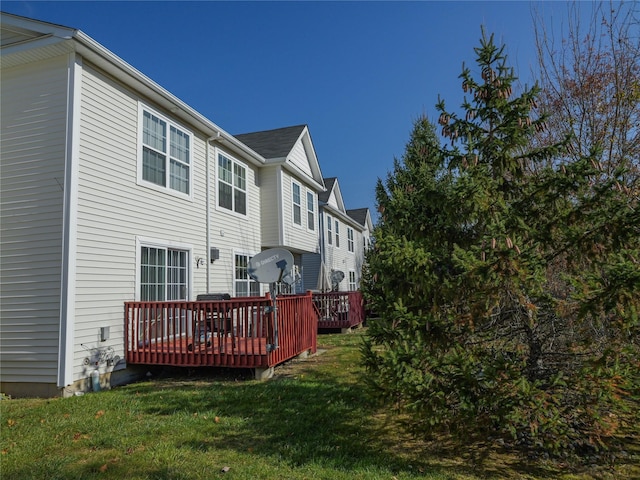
235;125;326;293
303;177;373;292
0;12;367;397
0;12;270;397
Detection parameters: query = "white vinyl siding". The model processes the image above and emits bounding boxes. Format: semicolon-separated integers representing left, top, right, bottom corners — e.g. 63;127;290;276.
289;140;313;176
279;171;319;253
73;63;208;383
208;147;262;295
258;165;280;246
0;56;69;386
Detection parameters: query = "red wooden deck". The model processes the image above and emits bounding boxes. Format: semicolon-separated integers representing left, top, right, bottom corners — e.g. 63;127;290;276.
125;293;317;370
313;291;365;330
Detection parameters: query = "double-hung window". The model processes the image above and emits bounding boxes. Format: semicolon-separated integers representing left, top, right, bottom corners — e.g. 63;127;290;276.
347;228;354;252
335;220;340;248
292;182;302;225
307;192;315;230
235;253;261;297
327;215;333;245
349;271;357;291
140;246;188;301
218;153;247;215
140;106;191;196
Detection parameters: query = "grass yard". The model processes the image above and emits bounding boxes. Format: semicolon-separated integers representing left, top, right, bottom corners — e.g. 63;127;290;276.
1;330;638;479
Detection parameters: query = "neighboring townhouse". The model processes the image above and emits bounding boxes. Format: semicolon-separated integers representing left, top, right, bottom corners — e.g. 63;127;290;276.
234;125;326;293
0;13;271;397
346;207;374;287
303;177;372;292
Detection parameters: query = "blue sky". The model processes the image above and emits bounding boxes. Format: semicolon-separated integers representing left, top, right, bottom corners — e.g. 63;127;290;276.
2;1;593;220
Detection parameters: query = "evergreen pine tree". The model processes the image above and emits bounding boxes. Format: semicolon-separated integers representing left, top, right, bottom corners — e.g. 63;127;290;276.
362;30;639;457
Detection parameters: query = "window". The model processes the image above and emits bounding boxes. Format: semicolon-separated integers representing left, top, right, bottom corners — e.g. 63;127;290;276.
335;220;340;248
292;182;302;225
140;246;188;301
218;153;247;215
349;271;357;291
140;107;191;195
307;191;315;230
347;228;354;252
327;215;332;245
235;253;260;297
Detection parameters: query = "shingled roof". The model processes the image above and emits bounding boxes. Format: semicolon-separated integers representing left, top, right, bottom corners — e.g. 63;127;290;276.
318;177;337;203
347;208;369;227
235;125;307;160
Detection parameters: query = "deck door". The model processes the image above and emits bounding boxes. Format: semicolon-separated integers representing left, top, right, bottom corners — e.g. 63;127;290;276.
139;246;189;344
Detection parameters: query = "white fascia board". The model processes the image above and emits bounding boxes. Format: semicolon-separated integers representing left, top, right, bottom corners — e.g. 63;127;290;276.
1;12;76;38
298;127;325;186
331;181;347;213
365;211;374;231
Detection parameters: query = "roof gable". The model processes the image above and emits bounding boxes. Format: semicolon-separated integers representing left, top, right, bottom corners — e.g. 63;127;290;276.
235;125;325;190
319;177;346;214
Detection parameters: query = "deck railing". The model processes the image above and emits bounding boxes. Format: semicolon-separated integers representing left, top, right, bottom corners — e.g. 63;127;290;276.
125;292;317;369
313;291;365;330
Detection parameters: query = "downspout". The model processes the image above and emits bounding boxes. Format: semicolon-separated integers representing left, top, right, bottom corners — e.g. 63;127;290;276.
205;132;221;293
277;166;285;246
319;208;325;269
58;53;82;389
319;206;326;292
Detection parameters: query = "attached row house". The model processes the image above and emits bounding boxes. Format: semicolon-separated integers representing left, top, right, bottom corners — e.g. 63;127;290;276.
0;12;372;397
302;178;374;293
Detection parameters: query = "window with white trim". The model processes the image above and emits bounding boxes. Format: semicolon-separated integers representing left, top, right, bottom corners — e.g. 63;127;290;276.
327;215;332;245
349;271;357;291
140;246;188;301
347;227;354;252
235;253;261;297
218;153;247;215
140;107;191;196
335;220;340;248
292;182;302;225
307;191;315;230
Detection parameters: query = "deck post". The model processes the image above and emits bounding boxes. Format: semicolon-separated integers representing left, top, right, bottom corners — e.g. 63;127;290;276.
254;366;274;381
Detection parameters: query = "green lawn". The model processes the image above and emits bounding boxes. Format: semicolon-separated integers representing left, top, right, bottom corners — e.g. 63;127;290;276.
1;330;637;479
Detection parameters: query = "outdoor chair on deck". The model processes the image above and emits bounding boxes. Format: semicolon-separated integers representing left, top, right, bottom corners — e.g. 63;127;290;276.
188;293;232;351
